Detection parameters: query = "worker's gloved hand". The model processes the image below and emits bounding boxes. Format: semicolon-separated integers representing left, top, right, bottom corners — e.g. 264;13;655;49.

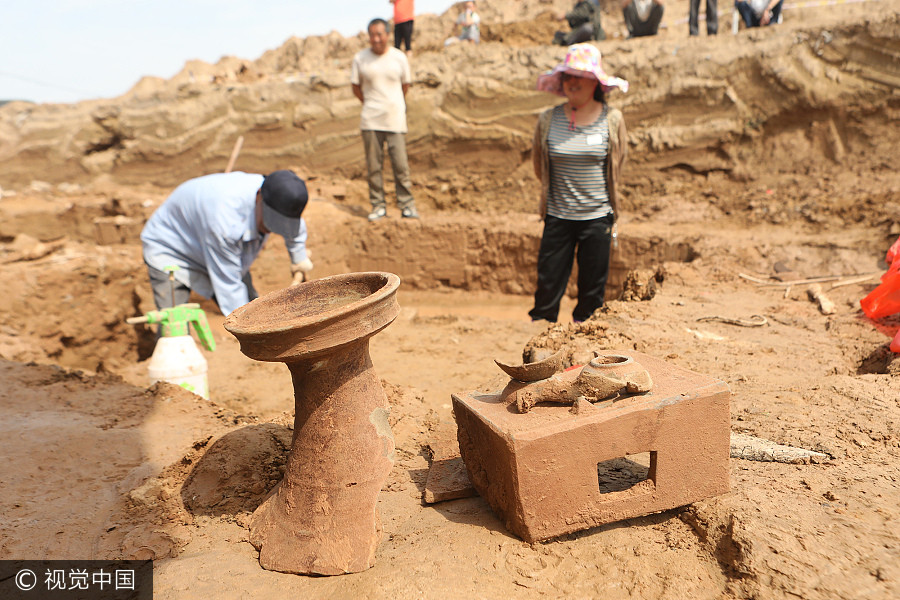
291;258;314;285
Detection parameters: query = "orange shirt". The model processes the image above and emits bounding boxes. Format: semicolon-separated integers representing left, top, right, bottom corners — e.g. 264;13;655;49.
393;0;414;24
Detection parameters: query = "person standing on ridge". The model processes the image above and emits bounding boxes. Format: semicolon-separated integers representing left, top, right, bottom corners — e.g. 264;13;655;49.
445;1;481;46
140;170;312;316
689;0;718;36
390;0;415;53
351;18;419;221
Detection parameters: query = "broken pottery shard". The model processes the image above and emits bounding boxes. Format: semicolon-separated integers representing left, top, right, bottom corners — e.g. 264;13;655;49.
513;353;653;413
495;348;565;382
570;396;598;415
425;457;477;503
424;421;477;503
427;421;463;461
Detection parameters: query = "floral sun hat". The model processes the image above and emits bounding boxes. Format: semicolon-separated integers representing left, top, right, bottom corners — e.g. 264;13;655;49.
536;43;629;96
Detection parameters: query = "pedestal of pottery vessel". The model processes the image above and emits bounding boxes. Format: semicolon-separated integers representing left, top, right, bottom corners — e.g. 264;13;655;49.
224;272;400;575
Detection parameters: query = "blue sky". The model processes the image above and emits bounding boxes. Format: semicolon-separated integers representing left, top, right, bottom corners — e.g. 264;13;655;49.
2;0;455;104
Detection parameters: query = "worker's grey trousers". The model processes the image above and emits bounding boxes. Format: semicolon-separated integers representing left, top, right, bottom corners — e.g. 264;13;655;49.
147;265;257;312
362;129;415;211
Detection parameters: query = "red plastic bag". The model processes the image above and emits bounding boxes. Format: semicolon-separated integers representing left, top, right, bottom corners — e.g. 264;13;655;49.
861;235;900;320
886;235;900;265
861;269;900;319
892;329;900;353
880;234;900;281
861;280;900;319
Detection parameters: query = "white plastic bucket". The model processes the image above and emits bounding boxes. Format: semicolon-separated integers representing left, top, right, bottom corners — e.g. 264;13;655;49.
147;335;210;399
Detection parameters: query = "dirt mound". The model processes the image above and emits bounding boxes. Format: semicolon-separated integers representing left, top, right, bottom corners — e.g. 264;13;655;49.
2;6;898;234
181;422;291;517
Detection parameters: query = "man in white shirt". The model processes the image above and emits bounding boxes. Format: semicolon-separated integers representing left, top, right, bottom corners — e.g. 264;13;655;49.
351;18;419;221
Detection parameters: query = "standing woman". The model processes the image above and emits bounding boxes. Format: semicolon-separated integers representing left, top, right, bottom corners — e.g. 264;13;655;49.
530;44;629;323
390;0;415;53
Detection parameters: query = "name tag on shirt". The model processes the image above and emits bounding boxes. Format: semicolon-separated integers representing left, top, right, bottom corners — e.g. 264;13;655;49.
585;134;604;146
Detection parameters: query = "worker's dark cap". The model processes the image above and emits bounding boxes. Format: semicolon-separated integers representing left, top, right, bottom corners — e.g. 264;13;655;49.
260;170;307;239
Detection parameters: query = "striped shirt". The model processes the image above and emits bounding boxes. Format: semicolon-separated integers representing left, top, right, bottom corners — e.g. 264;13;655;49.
546;104;611;221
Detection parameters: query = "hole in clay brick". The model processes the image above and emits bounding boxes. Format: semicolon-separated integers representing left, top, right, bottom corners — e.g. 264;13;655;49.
597;451;655;494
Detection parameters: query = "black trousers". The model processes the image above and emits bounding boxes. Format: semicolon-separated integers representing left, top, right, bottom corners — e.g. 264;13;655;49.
529;214;614;323
689;0;718;35
394;20;414;51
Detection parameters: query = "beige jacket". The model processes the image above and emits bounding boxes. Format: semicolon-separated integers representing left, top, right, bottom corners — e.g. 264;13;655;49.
532;104;628;221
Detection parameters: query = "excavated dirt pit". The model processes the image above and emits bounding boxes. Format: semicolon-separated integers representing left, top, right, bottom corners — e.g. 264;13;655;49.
2;162;898;599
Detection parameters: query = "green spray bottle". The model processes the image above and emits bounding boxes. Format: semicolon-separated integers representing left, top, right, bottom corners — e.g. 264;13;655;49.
127;303;216;400
128;294;216;399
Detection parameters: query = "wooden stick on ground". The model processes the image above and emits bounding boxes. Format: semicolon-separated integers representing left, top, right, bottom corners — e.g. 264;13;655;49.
737;272;771;284
697;314;768;327
225;135;244;173
830;273;876;290
739;271;881;288
765;275;844;286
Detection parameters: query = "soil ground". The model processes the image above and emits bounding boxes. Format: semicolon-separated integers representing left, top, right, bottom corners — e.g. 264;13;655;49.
1;2;899;599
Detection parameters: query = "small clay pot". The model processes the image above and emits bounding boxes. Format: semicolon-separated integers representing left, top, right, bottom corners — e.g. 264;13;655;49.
579;353;653;395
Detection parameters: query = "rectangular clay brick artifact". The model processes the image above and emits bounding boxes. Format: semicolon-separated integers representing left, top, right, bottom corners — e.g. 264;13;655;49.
452;351;730;543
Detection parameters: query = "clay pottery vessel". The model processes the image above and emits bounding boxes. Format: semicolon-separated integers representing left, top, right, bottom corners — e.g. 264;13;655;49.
495;348;565;382
578;352;653;396
512;353;654;413
224;272;400;575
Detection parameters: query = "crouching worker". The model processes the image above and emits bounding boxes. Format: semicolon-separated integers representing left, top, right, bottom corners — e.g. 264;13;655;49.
140;170;313;315
553;0;607;46
623;0;664;38
735;0;783;27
